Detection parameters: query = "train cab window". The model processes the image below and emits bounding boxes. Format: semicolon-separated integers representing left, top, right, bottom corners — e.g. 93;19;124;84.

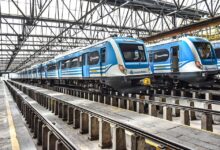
193;42;214;59
119;44;146;62
149;49;169;62
101;48;106;63
88;51;99;65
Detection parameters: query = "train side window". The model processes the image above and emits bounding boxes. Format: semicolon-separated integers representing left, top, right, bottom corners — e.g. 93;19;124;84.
72;56;82;67
40;66;44;72
66;60;72;68
101;48;106;63
150;49;169;62
88;51;99;65
214;48;220;58
62;56;82;69
61;61;66;69
78;56;82;66
149;51;154;62
47;64;56;71
71;58;78;68
47;65;50;71
62;60;71;69
53;64;56;70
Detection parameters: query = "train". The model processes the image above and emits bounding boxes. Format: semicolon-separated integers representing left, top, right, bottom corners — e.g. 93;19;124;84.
13;37;152;93
12;36;219;91
146;36;218;87
211;40;220;69
211;40;220;79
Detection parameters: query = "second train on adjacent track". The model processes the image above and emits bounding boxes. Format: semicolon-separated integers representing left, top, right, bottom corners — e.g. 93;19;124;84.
146;36;218;87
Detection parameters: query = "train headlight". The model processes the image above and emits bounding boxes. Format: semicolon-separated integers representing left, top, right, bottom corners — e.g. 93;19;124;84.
195;61;202;69
118;64;127;74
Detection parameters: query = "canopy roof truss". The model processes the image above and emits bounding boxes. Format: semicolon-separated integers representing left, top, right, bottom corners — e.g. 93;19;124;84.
0;0;219;73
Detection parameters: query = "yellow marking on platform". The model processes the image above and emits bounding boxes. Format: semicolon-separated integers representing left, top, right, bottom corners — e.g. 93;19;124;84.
4;85;20;150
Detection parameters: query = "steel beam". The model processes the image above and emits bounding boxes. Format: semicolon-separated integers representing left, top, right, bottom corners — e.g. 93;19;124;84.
0;33;103;40
0;43;84;47
143;15;220;42
0;49;68;52
87;0;208;19
1;14;159;33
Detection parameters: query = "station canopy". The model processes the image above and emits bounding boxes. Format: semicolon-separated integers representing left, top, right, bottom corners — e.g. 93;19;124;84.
0;0;219;73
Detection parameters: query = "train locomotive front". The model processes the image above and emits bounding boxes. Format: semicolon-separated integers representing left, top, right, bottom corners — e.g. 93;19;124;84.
101;37;151;91
15;37;152;93
146;36;218;87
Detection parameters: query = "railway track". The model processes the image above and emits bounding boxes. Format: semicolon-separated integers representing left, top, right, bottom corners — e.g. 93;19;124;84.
146;87;220;100
10;80;220;133
7;80;220;149
6;82;78;150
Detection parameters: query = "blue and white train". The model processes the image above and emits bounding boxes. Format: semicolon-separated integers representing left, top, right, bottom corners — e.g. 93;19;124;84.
211;40;220;69
15;37;151;92
211;40;220;79
146;36;218;87
13;36;219;90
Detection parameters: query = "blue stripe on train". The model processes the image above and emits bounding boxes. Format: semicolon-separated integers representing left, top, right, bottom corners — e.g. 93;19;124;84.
154;60;192;70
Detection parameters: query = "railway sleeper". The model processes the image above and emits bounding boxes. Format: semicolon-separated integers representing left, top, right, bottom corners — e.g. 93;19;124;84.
7;80;175;150
151;87;217;101
6;83;74;150
10;80;218;133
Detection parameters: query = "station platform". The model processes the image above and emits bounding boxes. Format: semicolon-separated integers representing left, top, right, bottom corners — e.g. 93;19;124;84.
0;81;36;150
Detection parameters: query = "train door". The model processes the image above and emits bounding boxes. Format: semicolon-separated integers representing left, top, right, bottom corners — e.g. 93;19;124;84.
149;50;155;73
45;66;48;79
100;47;106;76
171;46;179;72
38;66;41;80
40;65;43;80
57;62;61;79
82;53;90;77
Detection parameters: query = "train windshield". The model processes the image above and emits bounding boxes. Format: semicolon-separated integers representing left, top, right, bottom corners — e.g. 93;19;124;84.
193;42;215;59
119;44;146;62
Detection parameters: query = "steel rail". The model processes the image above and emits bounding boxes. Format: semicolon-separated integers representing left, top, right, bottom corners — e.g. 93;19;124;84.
154;94;220;105
8;80;190;150
45;84;220;116
6;81;78;150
